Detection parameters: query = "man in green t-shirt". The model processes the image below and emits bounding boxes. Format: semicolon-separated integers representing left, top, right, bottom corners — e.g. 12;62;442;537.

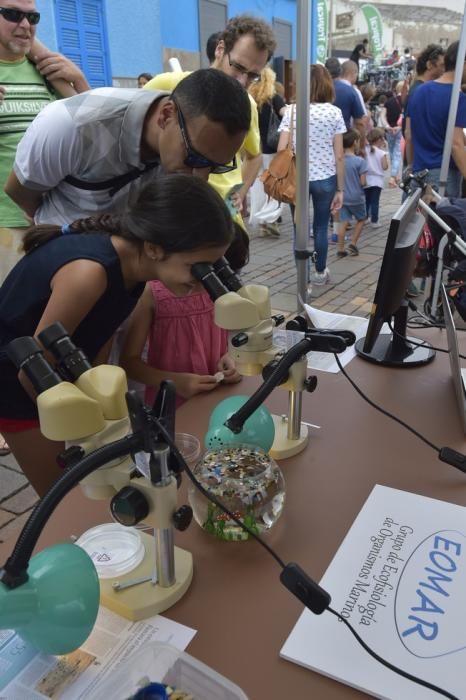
0;0;89;285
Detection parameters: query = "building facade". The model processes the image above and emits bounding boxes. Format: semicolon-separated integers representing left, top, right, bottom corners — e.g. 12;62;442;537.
36;0;297;88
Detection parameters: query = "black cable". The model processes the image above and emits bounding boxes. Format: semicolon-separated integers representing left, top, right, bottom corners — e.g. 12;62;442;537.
2;434;141;581
333;353;440;453
387;321;466;358
327;608;459;700
153;414;457;698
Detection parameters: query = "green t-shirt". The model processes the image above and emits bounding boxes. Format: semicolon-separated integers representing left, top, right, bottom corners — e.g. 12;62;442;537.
0;58;55;227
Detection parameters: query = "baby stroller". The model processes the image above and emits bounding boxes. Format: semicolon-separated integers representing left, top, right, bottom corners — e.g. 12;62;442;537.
403;171;466;323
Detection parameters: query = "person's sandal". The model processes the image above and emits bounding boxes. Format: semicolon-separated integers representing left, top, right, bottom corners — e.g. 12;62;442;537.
336;250;348;259
348;243;359;256
0;434;10;457
388;177;397;188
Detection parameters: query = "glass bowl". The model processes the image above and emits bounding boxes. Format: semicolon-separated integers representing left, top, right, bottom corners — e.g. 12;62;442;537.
187;444;285;541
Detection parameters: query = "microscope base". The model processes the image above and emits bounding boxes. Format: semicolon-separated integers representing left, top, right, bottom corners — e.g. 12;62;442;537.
269;415;309;460
100;532;193;621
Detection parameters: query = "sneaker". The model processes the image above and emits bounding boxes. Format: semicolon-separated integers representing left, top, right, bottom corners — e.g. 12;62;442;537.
336;250;348;259
370;221;380;230
330;232;338;243
406;281;420;298
265;222;280;237
348;243;359;256
259;222;280;237
312;267;330;285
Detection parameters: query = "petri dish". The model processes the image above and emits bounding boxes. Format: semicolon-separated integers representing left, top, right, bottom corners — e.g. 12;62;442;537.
75;523;145;579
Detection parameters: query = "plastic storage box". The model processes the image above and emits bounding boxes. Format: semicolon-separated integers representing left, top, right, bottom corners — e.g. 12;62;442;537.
93;641;248;699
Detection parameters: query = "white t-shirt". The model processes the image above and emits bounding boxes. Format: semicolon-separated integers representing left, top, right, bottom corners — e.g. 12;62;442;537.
364;144;386;188
279;102;346;181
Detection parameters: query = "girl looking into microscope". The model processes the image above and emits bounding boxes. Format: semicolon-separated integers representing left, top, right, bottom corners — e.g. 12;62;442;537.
120;223;248;407
0;175;235;497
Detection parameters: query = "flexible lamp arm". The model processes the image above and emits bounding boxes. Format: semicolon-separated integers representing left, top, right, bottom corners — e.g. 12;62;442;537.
0;433;141;589
225;332;348;434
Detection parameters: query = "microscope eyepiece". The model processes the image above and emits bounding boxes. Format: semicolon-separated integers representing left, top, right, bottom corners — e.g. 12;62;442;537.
38;322;92;382
7;337;62;394
213;257;242;292
191;262;229;301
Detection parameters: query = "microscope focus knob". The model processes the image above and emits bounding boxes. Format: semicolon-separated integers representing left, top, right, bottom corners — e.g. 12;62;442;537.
231;332;248;347
304;376;318;393
173;504;193;531
110;486;150;527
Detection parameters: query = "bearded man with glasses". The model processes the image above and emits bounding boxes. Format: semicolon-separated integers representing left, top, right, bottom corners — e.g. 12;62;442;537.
145;14;276;224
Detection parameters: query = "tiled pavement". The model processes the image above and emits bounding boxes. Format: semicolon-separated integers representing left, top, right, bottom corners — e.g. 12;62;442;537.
0;184;403;543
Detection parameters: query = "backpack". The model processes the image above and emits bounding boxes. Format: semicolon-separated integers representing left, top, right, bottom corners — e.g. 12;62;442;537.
264;102;281;152
385;96;402;128
413;222;434;277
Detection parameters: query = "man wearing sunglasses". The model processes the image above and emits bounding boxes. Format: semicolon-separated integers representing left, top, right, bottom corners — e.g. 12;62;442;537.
5;69;250;226
144;14;276;223
0;0;89;283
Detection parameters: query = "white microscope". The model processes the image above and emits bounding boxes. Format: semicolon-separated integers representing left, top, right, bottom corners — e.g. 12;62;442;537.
6;326;193;622
192;258;355;459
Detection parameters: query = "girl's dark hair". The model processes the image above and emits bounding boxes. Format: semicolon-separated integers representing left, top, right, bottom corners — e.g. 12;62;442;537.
224;222;250;271
23;174;234;255
138;72;153;82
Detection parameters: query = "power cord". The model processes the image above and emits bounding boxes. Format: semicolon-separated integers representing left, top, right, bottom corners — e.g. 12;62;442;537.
333;353;466;472
387;321;466;360
151;415;459;699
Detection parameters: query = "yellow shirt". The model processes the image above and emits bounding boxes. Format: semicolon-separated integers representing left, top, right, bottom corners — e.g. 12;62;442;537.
144;71;260;225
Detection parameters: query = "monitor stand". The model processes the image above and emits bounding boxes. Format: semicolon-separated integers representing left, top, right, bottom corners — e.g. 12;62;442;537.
355;304;436;367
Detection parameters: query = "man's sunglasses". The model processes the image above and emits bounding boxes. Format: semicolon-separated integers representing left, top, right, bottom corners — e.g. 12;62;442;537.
0;6;40;25
171;95;237;175
226;53;261;84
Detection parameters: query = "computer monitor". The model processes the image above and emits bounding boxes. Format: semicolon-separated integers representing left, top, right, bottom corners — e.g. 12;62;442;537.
355;189;436;367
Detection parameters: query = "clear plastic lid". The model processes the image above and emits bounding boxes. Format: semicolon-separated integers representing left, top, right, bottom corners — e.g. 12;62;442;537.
75;523;145;579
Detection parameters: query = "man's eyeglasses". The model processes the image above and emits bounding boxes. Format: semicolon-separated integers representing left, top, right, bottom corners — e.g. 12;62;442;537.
226;54;261;84
0;6;40;25
171;95;237;175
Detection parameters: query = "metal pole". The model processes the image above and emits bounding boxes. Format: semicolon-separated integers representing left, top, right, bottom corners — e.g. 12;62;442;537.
295;0;311;311
439;1;466;195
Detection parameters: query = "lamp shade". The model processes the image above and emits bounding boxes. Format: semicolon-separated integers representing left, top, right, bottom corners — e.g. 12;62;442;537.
205;395;275;452
0;543;99;655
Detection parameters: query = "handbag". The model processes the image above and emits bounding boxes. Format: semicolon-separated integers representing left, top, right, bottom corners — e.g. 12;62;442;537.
260;105;296;205
265;102;281;152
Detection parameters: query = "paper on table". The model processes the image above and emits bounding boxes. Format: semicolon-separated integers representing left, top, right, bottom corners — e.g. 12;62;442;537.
0;608;196;700
281;485;466;699
273;305;377;373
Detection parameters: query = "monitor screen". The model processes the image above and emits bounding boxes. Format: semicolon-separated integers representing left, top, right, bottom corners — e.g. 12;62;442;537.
355;189;436;367
441;284;466;433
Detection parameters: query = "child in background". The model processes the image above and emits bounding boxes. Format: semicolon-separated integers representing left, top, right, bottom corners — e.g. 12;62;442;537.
337;129;368;258
364;128;389;229
120;225;249;408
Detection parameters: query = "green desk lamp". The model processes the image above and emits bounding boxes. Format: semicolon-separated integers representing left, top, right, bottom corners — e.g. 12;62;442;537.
0;543;99;655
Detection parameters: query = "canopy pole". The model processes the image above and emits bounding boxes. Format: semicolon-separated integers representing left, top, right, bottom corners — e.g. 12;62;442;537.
295;0;311;311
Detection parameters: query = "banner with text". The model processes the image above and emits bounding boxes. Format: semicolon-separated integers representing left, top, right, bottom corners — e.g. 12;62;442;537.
361;4;383;64
316;0;329;64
